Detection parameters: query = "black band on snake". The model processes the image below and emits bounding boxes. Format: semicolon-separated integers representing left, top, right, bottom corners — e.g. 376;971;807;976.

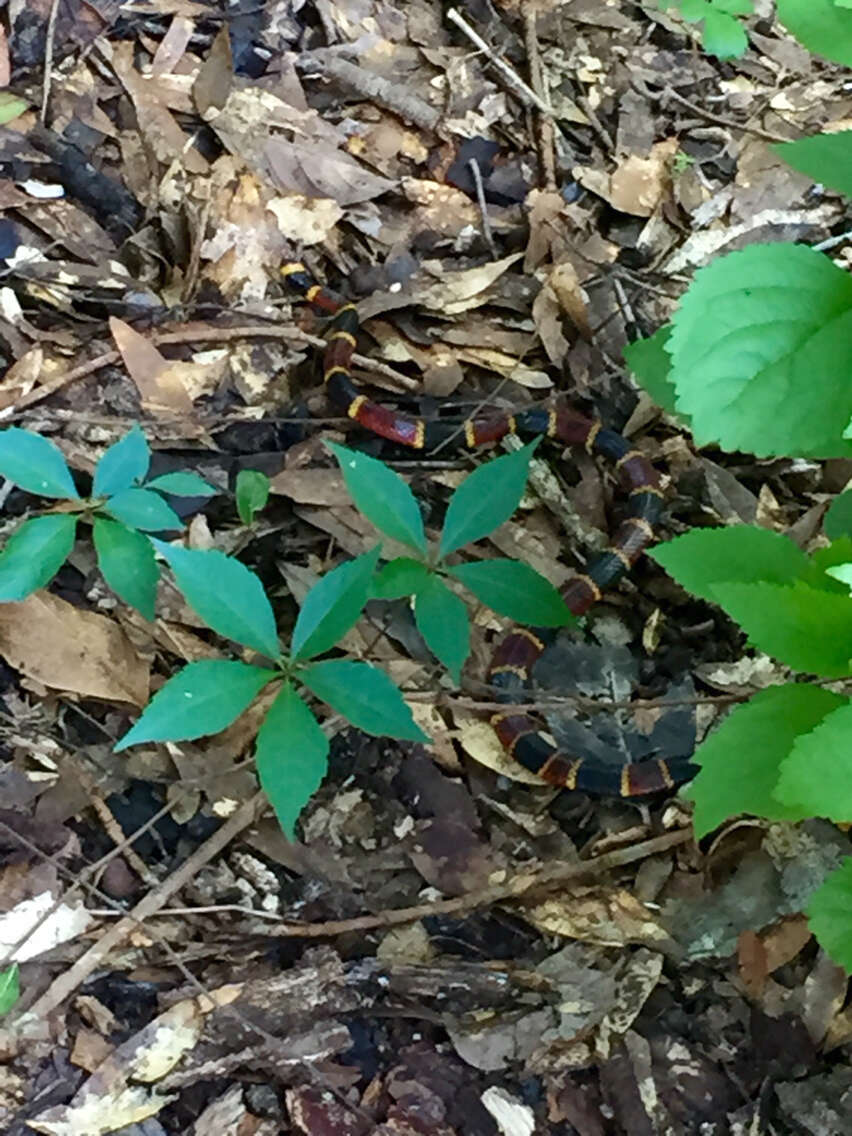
282;262;698;797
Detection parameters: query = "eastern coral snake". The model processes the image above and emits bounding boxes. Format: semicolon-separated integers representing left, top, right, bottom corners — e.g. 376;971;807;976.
283;262;698;797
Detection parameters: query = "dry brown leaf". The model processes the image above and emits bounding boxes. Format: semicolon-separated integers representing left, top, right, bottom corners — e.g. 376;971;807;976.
0;346;43;409
522;887;673;948
0;591;149;705
192;24;232;116
109;317;194;416
151;15;194;76
112;42;209;174
267;193;344;245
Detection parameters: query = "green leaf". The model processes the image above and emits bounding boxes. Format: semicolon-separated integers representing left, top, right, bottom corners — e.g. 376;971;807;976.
105;488;183;532
93;518;158;621
414;575;469;682
146;471;218;497
93;424;150;497
0;515;76;602
623;327;681;416
152;542;281;658
777;0;852;67
711;580;852;677
0;94;28;127
825;491;852;540
688;683;844;838
774;131;852;200
668;244;852;458
236;469;270;524
807;860;852;974
291;545;381;661
255;683;328;838
115;660;276;750
371;557;432;600
775;701;852;820
439;439;540;559
650;525;811;604
809;539;852;591
0;964;19;1015
702;9;748;57
447;559;575;627
328;442;427;554
828;562;852;589
0;427;78;498
300;659;428;742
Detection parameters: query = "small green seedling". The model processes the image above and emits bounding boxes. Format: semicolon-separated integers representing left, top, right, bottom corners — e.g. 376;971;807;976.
0;425;217;619
236;469;270;525
0;964;19;1016
328;440;575;682
115;541;427;837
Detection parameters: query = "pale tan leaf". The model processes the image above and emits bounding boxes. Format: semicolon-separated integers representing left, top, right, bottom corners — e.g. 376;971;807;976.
0;592;149;705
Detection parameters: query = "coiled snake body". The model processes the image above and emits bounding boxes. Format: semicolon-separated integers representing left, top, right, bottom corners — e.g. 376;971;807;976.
283;262;698;796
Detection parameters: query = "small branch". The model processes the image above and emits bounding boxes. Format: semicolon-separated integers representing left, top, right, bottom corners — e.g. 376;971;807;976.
268;828;694;938
447;8;555;117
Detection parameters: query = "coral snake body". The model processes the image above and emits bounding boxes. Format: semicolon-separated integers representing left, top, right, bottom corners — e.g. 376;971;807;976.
283;262;698;797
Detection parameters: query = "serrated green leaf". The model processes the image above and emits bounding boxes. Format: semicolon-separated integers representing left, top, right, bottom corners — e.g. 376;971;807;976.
105;488;183;532
414;575;469;682
623;327;681;416
668;244;852;458
825;491;852;540
145;471;218;497
777;0;852;67
701;10;748;58
371;557;431;600
807;860;852;973
0;964;19;1015
115;660;276;750
0;427;78;498
650;525;811;603
255;683;328;838
300;659;428;742
439;439;539;559
446;559;574;626
688;683;844;837
711;580;852;677
93;518;158;620
291;545;381;661
774;131;852;200
0;515;76;602
152;542;281;657
236;469;270;524
328;442;427;554
775;701;852;820
93;424;150;497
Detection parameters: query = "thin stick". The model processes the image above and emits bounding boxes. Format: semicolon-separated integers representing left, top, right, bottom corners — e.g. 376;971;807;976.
267;829;694;938
40;0;61;123
17;792;264;1023
447;8;555;117
467;158;497;257
0;323;419;419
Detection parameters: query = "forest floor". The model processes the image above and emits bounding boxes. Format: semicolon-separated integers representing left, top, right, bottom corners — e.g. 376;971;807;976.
0;1;849;1133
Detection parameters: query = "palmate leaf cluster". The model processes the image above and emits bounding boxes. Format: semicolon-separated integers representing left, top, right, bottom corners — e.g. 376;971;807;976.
0;420;571;838
0;424;216;618
626;119;852;970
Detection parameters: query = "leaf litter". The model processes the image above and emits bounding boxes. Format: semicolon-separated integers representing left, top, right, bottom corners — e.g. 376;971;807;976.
0;2;848;1133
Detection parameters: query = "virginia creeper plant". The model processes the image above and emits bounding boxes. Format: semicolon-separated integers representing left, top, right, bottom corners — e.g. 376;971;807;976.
0;424;216;619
